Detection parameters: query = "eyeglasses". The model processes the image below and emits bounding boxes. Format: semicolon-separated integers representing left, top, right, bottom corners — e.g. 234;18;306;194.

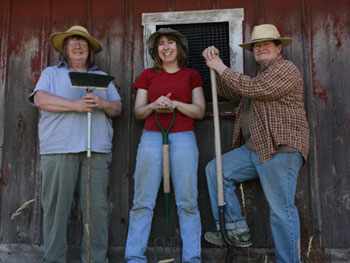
67;40;88;48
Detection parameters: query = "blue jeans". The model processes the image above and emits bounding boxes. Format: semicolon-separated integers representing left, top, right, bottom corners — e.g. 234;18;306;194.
206;145;303;263
125;130;202;263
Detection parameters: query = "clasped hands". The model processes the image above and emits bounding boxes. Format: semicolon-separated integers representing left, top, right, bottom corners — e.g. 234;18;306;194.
76;92;105;112
150;93;178;111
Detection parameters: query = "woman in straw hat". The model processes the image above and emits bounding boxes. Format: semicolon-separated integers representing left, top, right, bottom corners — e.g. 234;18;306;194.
202;24;309;263
29;25;122;262
125;28;205;263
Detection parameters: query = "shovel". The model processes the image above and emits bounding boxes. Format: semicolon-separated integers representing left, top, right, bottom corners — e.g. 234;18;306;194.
69;72;115;263
210;69;234;262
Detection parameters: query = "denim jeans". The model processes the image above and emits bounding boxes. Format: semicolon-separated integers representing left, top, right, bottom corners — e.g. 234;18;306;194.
40;152;111;263
206;145;303;263
125;130;202;263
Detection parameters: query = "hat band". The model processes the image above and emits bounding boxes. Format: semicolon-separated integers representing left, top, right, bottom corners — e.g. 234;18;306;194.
69;29;90;36
251;37;279;42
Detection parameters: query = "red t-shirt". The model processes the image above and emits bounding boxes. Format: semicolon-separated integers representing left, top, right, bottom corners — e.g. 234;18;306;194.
134;68;203;132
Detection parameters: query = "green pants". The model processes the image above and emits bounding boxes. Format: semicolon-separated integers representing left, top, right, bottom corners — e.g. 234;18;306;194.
40;152;111;263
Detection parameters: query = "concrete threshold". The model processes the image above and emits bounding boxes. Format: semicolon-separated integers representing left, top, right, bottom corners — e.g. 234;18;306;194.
0;244;349;262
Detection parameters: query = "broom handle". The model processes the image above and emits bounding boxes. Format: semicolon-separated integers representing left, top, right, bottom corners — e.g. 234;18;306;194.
210;69;225;206
86;111;91;263
87;111;92;158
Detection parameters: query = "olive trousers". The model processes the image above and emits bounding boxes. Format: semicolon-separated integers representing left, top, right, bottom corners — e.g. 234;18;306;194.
40;152;111;263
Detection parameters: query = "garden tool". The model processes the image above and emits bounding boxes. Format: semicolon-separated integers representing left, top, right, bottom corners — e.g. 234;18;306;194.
154;109;181;263
210;69;234;262
69;71;115;263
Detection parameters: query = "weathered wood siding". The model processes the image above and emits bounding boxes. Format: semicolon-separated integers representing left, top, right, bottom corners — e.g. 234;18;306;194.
0;0;349;260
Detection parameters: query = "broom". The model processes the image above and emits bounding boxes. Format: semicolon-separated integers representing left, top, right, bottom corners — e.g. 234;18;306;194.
69;71;115;263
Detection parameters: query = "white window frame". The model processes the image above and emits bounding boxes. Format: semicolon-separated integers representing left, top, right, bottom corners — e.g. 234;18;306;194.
141;8;244;72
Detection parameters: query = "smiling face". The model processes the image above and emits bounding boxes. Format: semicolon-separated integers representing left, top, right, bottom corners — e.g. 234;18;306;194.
253;40;282;65
65;36;90;66
157;35;178;65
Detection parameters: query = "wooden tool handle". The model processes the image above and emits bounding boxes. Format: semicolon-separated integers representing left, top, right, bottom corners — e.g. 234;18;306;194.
163;144;170;193
156;108;174;114
210;69;225;207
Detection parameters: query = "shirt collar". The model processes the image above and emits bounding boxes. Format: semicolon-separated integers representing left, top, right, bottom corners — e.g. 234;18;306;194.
259;54;282;71
57;61;99;71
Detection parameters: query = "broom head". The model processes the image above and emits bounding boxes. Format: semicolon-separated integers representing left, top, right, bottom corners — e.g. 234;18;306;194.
69;72;115;89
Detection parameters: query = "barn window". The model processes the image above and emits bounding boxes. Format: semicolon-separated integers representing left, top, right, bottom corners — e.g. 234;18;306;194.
142;9;244;115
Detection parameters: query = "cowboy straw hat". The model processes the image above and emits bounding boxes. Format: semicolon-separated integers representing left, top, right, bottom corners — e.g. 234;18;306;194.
49;25;102;53
147;27;188;58
239;24;292;51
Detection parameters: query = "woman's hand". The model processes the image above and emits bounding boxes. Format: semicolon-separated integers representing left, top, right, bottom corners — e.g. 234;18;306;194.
82;92;103;110
150;93;173;110
82;92;122;117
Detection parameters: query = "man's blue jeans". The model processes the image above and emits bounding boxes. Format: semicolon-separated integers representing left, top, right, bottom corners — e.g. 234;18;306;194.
125;130;202;263
206;145;303;263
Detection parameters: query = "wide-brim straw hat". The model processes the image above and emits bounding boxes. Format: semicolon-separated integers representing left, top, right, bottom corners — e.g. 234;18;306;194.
239;24;292;51
147;27;188;58
49;25;102;53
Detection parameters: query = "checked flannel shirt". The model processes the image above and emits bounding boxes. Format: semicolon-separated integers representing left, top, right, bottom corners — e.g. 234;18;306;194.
216;55;309;163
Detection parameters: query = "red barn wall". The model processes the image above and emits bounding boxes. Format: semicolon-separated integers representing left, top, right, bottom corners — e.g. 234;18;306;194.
0;0;349;261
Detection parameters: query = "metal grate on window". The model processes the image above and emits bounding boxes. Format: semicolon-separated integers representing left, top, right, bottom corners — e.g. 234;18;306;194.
157;23;230;103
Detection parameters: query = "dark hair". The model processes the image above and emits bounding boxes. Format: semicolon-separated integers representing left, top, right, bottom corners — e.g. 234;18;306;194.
152;34;188;72
59;35;96;69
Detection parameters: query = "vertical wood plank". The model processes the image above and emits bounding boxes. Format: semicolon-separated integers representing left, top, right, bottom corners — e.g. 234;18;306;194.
0;0;11;184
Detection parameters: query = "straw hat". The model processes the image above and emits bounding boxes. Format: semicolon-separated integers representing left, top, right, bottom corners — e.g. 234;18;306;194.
147;28;188;58
49;25;102;53
239;24;292;51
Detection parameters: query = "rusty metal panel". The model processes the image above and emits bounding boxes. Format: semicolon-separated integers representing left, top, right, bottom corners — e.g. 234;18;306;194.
0;0;349;261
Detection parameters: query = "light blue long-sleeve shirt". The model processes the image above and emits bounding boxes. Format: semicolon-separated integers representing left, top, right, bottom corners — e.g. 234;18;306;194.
29;62;121;154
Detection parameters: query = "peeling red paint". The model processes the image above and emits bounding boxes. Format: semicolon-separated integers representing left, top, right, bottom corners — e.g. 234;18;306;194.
332;16;343;50
97;22;109;40
16;112;25;144
325;14;346;51
30;55;41;86
312;60;329;103
9;36;23;56
311;62;317;97
316;88;328;102
0;166;10;188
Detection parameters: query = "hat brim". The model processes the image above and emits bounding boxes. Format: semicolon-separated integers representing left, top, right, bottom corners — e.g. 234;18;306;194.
147;30;188;58
239;37;292;51
49;31;102;53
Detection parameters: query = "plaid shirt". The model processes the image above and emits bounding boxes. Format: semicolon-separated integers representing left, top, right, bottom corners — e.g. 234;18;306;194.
217;55;309;163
